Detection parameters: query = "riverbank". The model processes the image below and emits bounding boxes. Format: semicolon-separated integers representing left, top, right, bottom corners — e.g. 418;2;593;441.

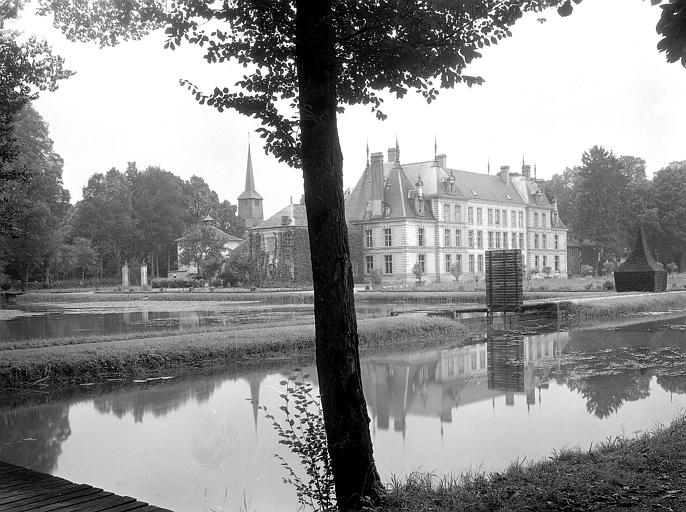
0;316;469;389
386;416;686;511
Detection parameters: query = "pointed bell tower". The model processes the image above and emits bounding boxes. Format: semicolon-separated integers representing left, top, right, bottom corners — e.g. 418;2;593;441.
237;144;264;230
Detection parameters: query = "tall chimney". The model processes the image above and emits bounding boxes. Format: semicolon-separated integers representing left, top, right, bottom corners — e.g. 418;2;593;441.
500;165;510;184
522;164;531;180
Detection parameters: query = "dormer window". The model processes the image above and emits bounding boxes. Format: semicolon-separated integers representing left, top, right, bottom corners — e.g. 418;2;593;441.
384;206;391;217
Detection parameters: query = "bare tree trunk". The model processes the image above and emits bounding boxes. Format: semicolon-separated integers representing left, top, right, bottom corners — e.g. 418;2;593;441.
295;2;383;510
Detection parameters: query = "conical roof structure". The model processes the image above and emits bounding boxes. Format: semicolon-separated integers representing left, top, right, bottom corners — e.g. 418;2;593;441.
238;145;263;200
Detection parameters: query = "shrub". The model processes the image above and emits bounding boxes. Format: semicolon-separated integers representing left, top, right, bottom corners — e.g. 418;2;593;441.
581;264;594;276
412;262;423;282
151;278;197;289
584;282;595;290
253;371;335;511
369;269;382;287
666;262;678;274
0;275;12;291
603;279;615;290
542;266;552;278
602;260;617;276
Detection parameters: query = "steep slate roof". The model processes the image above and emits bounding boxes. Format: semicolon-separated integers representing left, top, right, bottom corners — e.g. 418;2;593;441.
522;180;553;208
238;145;263;200
254;203;308;229
345;157;527;223
384;165;435;220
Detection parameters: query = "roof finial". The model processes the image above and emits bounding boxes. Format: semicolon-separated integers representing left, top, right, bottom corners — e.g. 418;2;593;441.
534;162;537;179
487;156;491;175
395;133;400;163
434;134;438;161
366;138;370;166
522;154;525;166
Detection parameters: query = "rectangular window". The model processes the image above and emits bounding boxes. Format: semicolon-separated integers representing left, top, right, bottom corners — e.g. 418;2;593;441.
477;208;483;225
471;351;477;371
511;211;517;227
418;227;424;246
468;207;474;224
365;228;373;248
519;233;524;250
455;254;462;272
487;231;493;249
518;211;524;228
443;203;450;222
444;228;451;246
503;233;508;249
534;212;539;227
455;229;461;247
477;231;483;249
468;230;474;248
384;254;393;274
512;232;517;249
365;256;373;274
495;231;501;249
543;255;548;268
535;255;539;269
469;254;475;273
384;227;392;247
445;254;451;272
554;235;559;250
542;234;547;249
487;208;493;225
455;205;461;222
554;255;560;271
541;214;546;228
502;210;507;227
534;233;539;249
418;254;426;273
478;254;484;273
494;209;500;226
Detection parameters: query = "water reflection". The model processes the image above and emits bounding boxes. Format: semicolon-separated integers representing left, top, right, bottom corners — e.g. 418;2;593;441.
0;403;71;473
363;329;570;434
1;316;686;512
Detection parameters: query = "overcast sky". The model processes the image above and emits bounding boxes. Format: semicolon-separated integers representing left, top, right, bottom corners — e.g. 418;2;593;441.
8;0;686;218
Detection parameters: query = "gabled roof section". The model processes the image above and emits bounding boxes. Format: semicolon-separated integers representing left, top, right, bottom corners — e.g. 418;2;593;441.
344;166;371;223
238;145;263;200
176;224;244;243
253;203;308;229
523;180;552;208
383;166;435;220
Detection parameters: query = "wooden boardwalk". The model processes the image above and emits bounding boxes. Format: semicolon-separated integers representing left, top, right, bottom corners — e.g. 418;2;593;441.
0;461;172;511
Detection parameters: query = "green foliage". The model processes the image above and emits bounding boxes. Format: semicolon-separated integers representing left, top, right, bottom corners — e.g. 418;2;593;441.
580;264;595;276
542;265;552;277
667;262;678;274
150;277;198;289
0;274;12;290
412;262;423;281
369;269;382;287
449;263;461;281
177;224;226;279
1;105;70;286
254;371;335;512
602;260;617;276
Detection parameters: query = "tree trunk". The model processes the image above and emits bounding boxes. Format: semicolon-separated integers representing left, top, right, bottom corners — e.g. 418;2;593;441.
295;2;383;510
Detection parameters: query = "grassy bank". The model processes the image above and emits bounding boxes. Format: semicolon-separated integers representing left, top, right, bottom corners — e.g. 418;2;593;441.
385;416;686;511
561;290;686;320
0;316;468;389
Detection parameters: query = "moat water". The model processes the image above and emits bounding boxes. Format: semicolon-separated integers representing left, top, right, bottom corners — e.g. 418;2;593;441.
2;314;686;511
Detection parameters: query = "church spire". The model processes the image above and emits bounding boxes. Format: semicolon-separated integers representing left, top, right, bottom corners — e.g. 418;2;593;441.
237;142;264;230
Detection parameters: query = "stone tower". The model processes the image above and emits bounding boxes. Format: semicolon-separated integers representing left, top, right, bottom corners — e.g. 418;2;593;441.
237;144;264;229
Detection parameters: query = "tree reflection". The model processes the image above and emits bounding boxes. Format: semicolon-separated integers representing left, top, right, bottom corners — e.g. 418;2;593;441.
565;371;652;419
0;403;71;473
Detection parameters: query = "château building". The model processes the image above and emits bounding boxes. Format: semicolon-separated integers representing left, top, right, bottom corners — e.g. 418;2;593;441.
344;143;568;284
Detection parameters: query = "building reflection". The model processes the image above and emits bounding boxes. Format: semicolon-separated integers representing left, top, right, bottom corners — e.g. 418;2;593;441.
362;329;570;435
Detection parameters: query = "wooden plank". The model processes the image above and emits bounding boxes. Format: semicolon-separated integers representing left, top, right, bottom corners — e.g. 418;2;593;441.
0;479;74;499
94;502;154;512
24;490;115;512
3;486;102;511
55;494;137;512
0;484;87;508
0;461;172;512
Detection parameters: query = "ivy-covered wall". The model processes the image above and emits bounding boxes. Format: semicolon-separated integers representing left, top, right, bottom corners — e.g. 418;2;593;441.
348;223;365;284
249;227;312;284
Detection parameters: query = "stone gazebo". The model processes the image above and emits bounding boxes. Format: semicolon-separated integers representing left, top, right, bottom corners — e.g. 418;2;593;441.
615;227;667;293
